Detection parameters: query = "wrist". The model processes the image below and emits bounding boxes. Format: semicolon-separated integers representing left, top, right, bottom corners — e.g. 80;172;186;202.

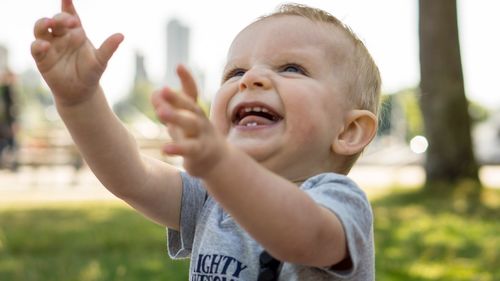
55;86;104;112
201;143;247;185
191;140;232;181
54;85;102;109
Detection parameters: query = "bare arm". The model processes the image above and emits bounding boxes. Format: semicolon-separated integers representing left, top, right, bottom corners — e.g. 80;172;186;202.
154;67;347;267
31;0;182;229
204;148;347;267
56;89;182;229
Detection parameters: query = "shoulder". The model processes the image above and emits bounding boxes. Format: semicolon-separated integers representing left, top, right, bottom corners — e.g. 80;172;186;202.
301;173;365;197
301;172;372;227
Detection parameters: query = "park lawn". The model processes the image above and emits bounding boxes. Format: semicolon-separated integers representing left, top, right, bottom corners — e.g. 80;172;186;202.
0;187;499;281
0;201;189;281
372;187;500;281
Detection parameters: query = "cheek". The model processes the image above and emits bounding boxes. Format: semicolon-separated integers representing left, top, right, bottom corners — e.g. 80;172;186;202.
286;97;337;146
292;114;325;139
287;103;325;139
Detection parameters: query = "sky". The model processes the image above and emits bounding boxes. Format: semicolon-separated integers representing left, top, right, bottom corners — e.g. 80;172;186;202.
1;0;499;109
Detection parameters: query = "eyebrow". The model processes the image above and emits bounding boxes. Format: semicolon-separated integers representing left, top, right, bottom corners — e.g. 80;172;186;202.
225;47;321;67
222;62;238;73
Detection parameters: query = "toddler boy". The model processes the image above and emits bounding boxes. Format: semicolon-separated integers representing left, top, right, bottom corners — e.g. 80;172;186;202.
32;1;381;280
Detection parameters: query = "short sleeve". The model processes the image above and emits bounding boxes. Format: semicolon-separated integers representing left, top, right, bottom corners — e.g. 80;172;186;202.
167;172;207;259
301;173;374;279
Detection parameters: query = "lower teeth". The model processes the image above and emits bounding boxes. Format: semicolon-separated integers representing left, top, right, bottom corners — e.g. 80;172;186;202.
246;122;258;127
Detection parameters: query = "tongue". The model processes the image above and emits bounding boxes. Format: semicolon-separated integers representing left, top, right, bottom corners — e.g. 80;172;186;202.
238;115;276;126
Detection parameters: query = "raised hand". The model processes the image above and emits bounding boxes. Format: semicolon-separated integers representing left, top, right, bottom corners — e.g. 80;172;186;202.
31;0;123;106
152;65;228;177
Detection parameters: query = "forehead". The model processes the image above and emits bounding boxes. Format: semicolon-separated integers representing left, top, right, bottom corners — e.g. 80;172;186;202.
227;15;352;62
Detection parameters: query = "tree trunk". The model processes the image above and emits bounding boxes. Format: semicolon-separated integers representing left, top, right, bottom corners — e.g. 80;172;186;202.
418;0;480;191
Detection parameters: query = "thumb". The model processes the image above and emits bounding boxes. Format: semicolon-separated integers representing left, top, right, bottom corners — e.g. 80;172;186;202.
96;33;124;66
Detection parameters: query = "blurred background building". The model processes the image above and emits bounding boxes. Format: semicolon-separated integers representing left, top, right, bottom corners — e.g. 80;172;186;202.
166;19;190;90
0;45;7;73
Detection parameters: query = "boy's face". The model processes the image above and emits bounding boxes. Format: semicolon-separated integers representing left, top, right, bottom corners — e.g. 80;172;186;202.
211;15;354;181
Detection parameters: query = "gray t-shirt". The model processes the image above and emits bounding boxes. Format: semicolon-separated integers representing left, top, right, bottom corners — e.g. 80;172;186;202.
168;172;374;280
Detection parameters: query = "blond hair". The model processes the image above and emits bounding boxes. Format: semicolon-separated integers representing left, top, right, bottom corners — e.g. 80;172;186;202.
260;3;382;115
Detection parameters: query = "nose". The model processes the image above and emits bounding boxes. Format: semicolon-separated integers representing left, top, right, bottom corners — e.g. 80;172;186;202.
239;67;272;92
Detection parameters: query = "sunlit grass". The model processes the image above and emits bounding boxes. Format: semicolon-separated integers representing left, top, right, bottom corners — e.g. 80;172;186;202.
373;187;500;281
0;201;189;281
0;187;499;280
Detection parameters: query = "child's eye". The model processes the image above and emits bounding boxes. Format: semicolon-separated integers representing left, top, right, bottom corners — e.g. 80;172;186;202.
223;68;246;82
280;64;307;75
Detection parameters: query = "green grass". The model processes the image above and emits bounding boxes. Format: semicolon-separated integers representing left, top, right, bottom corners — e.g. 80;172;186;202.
0;201;189;281
1;187;499;281
372;187;500;281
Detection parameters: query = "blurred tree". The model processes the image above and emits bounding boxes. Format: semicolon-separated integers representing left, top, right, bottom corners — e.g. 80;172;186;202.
398;89;424;141
114;52;156;122
377;95;392;136
378;89;423;141
468;100;490;125
418;0;480;194
17;69;60;133
114;79;156;122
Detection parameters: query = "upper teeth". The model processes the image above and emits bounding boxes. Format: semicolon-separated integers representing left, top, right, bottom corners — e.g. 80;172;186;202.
244;106;269;113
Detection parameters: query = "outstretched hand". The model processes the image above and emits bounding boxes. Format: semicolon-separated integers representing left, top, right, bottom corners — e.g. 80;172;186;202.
152;65;228;177
31;0;123;106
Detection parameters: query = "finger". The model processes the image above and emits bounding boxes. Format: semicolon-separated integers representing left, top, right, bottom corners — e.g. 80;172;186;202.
162;140;201;157
161;86;201;114
153;98;175;120
162;142;183;156
154;99;193;139
177;64;198;101
157;108;201;138
151;89;164;110
51;13;79;37
34;18;54;40
151;87;177;110
61;0;79;16
31;40;61;73
167;124;184;142
31;40;51;61
96;33;124;66
151;87;176;110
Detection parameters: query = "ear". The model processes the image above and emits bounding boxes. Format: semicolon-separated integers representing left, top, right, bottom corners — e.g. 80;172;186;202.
332;110;378;156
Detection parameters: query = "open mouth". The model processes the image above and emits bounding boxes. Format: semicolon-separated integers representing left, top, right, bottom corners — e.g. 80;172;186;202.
231;104;283;127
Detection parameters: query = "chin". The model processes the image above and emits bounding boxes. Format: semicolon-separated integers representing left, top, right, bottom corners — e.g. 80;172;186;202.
237;146;266;160
231;142;272;162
